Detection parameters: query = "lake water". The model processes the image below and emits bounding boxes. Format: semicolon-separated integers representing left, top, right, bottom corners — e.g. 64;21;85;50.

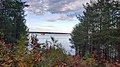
29;33;75;55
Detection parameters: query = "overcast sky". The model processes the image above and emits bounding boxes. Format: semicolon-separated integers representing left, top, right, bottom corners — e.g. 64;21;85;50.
24;0;91;33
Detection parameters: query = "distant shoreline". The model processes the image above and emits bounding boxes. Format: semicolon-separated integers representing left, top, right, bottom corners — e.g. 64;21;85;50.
29;32;71;34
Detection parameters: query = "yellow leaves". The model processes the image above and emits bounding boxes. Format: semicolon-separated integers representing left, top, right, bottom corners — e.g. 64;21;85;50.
55;65;59;67
8;59;13;63
19;58;25;62
3;57;13;63
0;57;13;67
18;62;27;67
0;58;2;60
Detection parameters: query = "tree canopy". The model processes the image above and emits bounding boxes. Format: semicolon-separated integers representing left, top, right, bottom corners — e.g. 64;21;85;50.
0;0;28;44
70;0;120;61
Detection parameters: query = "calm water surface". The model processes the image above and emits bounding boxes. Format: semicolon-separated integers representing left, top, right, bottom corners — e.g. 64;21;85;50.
29;33;75;55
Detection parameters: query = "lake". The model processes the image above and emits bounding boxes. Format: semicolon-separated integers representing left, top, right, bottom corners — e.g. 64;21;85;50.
29;33;75;55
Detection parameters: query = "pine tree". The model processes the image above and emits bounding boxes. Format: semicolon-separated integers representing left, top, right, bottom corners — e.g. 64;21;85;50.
0;0;28;44
70;0;120;61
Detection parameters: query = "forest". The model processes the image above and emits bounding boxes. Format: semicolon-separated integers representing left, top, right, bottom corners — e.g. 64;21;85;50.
0;0;120;67
70;0;120;62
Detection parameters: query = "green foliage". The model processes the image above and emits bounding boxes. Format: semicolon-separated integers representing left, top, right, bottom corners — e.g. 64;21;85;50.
70;0;120;61
1;34;120;67
0;0;28;43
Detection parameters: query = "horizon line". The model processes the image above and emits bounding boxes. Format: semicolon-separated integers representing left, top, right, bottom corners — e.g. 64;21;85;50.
29;31;71;34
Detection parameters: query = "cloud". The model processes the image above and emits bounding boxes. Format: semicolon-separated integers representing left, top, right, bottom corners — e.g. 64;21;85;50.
29;27;72;33
46;16;74;22
28;25;56;29
25;0;90;15
42;25;55;27
29;26;56;32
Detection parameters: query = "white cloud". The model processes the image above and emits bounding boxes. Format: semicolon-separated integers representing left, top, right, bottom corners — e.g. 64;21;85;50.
25;0;90;15
29;27;72;33
46;15;74;22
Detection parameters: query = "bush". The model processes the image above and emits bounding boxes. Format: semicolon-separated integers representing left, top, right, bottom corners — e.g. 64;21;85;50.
0;34;120;67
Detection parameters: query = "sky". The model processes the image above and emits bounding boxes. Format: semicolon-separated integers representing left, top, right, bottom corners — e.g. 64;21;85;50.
24;0;91;33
